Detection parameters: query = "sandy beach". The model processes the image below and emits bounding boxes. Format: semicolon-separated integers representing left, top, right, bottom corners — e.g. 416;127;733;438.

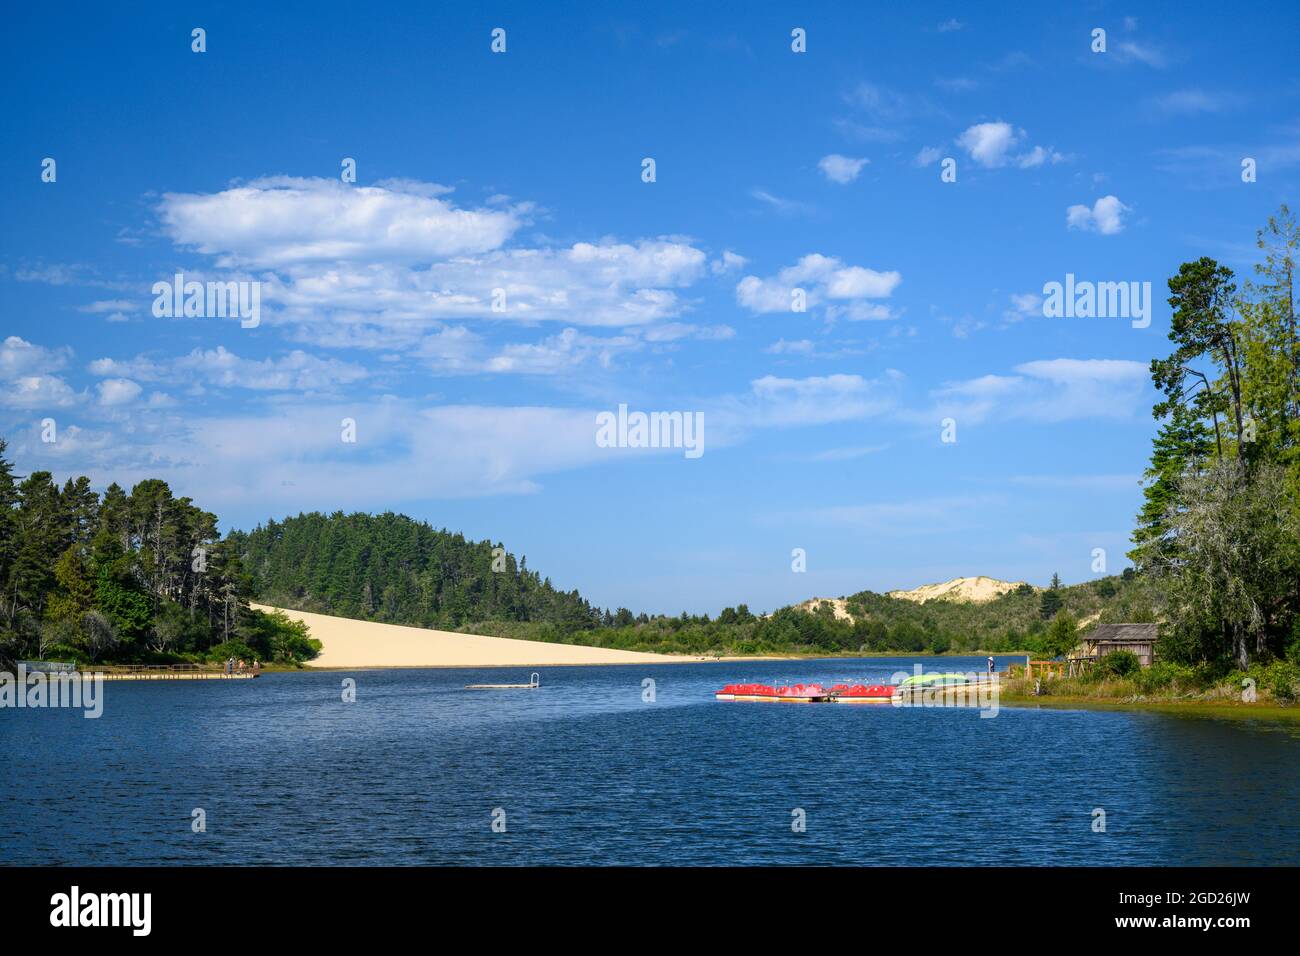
254;604;729;669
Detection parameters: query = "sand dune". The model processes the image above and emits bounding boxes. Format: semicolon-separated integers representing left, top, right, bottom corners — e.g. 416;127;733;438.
253;604;710;669
886;576;1032;604
793;597;854;621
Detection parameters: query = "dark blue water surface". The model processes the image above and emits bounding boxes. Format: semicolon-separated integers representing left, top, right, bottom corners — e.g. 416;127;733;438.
3;656;1298;865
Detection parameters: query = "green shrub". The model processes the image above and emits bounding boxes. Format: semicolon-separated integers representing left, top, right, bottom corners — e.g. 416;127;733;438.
1135;661;1197;693
205;640;257;664
1264;662;1299;703
1100;650;1141;678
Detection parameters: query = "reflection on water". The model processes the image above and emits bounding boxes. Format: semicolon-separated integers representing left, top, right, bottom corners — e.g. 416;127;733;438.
2;657;1297;865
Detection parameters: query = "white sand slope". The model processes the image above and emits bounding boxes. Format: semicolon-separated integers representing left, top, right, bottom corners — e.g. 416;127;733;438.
886;576;1033;604
793;597;854;621
252;604;703;669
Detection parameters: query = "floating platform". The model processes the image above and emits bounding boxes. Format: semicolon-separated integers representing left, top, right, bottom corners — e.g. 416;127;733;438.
466;672;540;690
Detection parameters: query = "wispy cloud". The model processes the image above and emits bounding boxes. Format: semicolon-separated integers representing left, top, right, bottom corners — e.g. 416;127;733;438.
737;254;901;320
929;358;1149;425
817;154;869;184
1145;88;1239;115
750;188;814;216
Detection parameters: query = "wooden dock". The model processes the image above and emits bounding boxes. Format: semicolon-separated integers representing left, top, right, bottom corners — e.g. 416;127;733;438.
71;664;260;681
95;671;259;681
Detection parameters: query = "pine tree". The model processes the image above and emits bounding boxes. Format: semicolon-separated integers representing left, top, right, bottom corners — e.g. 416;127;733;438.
1039;574;1064;619
1130;405;1212;570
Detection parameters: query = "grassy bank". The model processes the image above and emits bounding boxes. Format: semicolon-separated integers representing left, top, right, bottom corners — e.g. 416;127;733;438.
997;658;1300;722
998;693;1300;722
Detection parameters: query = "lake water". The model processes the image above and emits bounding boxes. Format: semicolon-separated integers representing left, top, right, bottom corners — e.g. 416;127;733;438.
3;656;1298;865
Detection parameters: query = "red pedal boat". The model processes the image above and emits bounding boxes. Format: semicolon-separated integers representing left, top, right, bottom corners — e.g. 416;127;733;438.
828;683;896;703
773;683;830;702
716;682;832;702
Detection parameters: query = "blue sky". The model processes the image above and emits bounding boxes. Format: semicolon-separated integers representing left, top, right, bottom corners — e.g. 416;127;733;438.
2;2;1298;614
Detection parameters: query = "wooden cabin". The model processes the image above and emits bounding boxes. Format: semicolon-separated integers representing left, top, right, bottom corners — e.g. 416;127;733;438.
1068;623;1157;672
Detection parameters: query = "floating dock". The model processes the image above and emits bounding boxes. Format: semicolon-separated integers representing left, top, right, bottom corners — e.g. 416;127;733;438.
466;672;540;690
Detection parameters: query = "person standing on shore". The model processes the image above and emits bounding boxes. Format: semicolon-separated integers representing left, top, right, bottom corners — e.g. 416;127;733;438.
987;655;995;675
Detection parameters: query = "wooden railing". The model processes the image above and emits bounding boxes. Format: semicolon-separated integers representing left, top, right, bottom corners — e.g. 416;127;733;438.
1026;660;1066;679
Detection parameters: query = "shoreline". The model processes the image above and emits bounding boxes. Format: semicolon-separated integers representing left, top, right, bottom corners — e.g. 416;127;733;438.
998;693;1300;722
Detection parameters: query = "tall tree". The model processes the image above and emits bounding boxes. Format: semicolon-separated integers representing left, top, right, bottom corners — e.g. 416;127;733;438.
1162;461;1300;667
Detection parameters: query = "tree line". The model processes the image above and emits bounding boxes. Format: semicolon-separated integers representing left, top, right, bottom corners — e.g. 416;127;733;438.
227;511;601;630
0;443;318;669
1130;205;1300;669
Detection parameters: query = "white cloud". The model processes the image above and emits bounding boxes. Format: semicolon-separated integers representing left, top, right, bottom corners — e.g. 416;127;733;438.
1146;88;1237;115
413;326;661;375
77;300;135;315
484;328;640;375
711;250;748;275
937;18;965;33
1066;195;1131;235
736;254;901;318
255;237;709;344
930;358;1148;424
1016;145;1056;168
640;323;735;343
957;122;1019;166
1004;292;1044;322
914;146;943;167
1114;41;1166;68
744;372;901;426
89;347;370;391
96;378;142;407
1;336;71;379
765;338;817;355
159;176;519;268
844;82;932;123
1;375;79;409
818;154;869;184
414;327;485;373
154;177;711;344
956;122;1063;169
750;188;814;215
0;337;78;408
808;445;887;462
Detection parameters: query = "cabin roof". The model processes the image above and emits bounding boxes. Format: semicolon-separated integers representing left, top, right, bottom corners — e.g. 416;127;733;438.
1083;623;1158;644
